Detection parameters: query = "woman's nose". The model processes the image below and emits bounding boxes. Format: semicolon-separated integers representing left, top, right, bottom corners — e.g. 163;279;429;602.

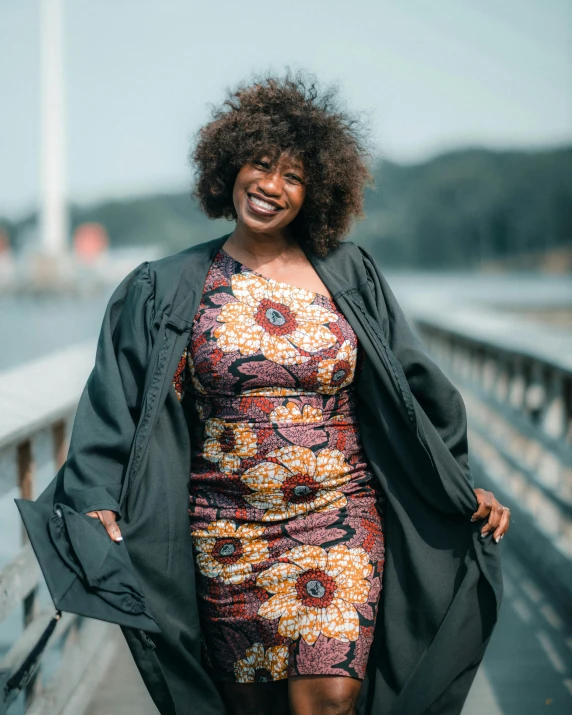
257;171;282;196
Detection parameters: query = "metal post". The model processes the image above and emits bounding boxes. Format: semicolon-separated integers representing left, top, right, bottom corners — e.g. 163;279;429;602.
39;0;68;256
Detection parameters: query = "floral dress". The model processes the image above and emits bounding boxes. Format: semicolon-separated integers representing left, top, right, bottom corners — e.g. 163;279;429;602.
172;247;386;683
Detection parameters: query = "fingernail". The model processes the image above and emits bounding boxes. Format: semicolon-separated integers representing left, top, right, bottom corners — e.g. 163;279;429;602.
495;536;500;543
500;534;504;540
470;516;476;522
115;536;123;542
480;531;487;538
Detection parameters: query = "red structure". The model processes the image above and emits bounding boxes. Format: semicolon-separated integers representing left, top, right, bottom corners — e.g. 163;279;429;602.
73;223;108;262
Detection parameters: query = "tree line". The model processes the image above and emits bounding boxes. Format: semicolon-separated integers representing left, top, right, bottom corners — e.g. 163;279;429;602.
2;145;571;269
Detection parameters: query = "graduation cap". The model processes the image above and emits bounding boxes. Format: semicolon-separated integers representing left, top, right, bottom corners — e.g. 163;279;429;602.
15;497;160;633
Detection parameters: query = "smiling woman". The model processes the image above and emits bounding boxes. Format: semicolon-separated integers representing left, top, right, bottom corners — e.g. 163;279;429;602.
174;72;390;714
21;68;507;715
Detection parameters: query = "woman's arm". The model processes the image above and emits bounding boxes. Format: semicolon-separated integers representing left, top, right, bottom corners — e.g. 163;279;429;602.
54;261;156;525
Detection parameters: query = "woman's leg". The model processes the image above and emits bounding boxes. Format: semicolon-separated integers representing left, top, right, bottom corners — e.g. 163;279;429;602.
289;675;363;715
218;680;290;715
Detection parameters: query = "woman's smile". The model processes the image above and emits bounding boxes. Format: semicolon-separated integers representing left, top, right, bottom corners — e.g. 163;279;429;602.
246;192;285;217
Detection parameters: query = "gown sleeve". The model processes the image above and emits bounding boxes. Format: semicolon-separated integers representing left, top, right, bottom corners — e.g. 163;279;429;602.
54;261;156;518
358;244;474;488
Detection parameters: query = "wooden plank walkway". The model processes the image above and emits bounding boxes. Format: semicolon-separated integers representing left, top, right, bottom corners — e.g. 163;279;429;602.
84;630;158;715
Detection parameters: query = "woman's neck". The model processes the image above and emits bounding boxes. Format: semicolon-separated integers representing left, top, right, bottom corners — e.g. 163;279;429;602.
224;224;300;262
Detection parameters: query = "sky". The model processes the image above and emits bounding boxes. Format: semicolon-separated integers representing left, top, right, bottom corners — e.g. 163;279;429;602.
1;0;571;219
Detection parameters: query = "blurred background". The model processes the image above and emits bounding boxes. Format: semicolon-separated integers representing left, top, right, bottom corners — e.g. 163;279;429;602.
0;1;571;713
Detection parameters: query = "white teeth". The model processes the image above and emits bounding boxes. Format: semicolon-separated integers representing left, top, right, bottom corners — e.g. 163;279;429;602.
250;195;279;211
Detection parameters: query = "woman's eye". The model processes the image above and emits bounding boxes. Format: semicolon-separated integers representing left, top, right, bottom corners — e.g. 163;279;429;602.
254;160;269;169
287;174;303;183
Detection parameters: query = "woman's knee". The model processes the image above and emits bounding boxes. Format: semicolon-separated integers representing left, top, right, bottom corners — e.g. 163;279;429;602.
289;675;362;715
314;692;357;715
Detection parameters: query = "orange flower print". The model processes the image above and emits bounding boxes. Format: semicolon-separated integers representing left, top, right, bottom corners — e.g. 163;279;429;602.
203;418;257;473
256;544;372;644
269;401;323;425
192;519;269;585
241;445;351;521
315;340;357;394
234;643;288;683
213;273;339;366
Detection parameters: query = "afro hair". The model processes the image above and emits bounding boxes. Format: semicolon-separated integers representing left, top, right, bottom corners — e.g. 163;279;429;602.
189;69;374;257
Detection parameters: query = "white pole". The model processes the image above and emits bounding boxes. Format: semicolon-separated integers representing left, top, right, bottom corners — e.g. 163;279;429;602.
39;0;68;256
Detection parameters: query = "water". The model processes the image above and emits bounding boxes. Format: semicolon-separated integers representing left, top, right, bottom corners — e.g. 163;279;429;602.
0;289;112;372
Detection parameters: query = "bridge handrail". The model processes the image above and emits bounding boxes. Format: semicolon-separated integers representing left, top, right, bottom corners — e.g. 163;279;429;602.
409;305;572;609
408;306;572;456
0;340;116;715
409;303;572;375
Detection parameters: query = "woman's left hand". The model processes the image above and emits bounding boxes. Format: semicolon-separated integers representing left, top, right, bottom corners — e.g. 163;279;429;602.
471;488;511;544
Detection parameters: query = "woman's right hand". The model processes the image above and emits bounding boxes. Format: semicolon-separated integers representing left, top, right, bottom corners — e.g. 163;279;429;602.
85;509;123;542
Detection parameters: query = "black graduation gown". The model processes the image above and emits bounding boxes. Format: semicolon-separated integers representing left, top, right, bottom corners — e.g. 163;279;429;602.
17;232;503;715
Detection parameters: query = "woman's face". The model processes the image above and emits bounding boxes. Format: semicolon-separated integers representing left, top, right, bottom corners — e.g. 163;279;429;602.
232;151;306;235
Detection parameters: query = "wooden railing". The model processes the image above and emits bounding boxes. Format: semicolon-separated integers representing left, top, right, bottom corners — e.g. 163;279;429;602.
0;341;118;715
410;305;572;610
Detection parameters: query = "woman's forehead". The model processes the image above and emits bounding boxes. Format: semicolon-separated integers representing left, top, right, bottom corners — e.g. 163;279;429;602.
255;146;304;168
